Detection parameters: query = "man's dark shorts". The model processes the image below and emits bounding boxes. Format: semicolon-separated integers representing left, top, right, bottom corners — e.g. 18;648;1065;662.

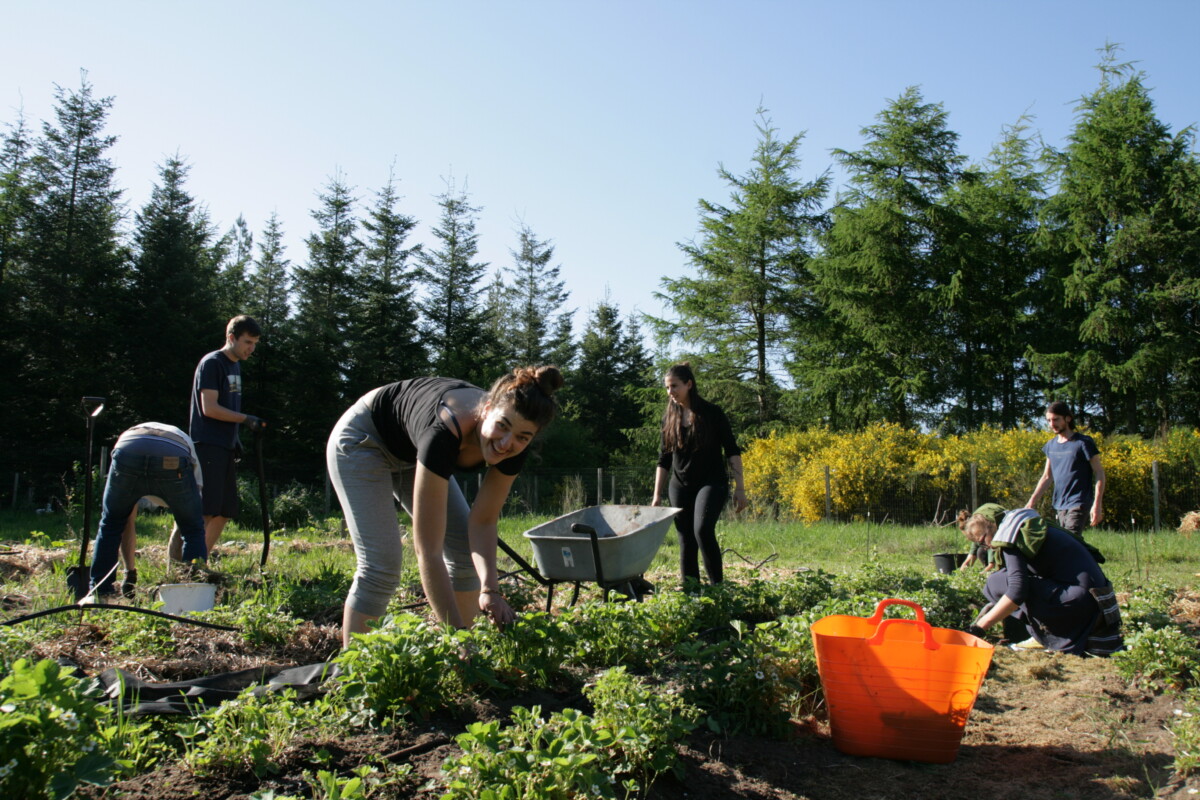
1056;507;1087;536
196;442;239;519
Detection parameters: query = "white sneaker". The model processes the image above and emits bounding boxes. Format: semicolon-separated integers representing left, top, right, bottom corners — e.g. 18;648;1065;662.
1010;637;1044;651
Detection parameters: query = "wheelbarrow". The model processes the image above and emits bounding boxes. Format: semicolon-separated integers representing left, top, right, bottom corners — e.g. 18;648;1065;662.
496;505;681;611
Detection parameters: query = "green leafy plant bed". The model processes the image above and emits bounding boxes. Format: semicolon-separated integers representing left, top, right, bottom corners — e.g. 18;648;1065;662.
2;515;1200;799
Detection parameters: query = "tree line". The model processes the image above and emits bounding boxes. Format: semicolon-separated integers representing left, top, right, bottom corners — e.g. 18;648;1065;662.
660;46;1200;441
0;74;651;497
2;46;1198;504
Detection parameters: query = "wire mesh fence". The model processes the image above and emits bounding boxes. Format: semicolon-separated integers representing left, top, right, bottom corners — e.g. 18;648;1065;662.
457;462;1200;532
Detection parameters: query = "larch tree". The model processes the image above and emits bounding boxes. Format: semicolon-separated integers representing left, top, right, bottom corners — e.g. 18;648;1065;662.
1036;46;1200;434
810;86;967;430
660;109;829;426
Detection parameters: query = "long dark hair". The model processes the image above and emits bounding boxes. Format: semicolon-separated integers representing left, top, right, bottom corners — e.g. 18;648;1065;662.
484;365;564;429
661;362;711;451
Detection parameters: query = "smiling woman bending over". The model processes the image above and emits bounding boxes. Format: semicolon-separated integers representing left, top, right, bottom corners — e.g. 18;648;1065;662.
328;366;562;645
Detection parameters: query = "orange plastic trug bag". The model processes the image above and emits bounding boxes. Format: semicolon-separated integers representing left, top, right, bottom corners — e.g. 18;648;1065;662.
810;598;994;763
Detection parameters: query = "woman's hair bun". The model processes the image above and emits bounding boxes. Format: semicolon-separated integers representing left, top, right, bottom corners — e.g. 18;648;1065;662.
535;365;564;396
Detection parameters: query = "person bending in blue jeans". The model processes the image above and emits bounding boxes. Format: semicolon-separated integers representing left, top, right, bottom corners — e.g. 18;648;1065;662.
651;363;747;587
88;423;208;600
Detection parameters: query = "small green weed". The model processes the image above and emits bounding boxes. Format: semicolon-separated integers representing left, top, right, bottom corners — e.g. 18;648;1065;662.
0;658;119;800
1113;624;1200;691
333;614;475;727
441;706;625;800
179;688;328;778
1169;688;1200;777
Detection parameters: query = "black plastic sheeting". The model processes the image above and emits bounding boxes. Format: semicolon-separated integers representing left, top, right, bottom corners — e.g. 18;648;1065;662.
97;662;340;716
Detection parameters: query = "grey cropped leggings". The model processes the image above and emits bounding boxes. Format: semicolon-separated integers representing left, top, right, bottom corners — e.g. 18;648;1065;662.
327;392;478;618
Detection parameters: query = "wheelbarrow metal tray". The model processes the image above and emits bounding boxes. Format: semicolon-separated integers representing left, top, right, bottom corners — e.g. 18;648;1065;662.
522;504;681;583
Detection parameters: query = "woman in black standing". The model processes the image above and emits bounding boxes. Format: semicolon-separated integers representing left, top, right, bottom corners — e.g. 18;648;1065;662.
651;363;747;586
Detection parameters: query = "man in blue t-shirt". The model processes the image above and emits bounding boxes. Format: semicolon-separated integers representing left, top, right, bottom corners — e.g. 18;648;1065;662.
168;315;266;560
1025;401;1106;536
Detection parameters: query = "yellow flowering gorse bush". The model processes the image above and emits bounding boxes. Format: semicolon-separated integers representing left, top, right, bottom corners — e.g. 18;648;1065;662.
742;425;1199;526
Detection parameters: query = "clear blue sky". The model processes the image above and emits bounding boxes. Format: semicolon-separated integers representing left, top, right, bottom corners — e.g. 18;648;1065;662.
3;1;1197;339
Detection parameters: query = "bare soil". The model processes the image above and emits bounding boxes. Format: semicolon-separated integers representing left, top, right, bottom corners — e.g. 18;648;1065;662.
3;541;1190;800
64;627;1194;800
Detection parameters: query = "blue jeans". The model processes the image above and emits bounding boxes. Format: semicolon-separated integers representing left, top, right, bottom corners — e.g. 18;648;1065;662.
89;447;207;595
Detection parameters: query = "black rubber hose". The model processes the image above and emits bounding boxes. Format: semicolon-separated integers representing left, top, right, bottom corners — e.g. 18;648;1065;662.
256;432;270;569
1;602;239;631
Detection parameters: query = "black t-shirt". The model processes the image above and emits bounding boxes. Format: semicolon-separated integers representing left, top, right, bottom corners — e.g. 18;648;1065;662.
369;378;529;480
656;397;741;487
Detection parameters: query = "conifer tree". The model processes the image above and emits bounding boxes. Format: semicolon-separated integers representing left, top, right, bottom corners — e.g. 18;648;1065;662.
10;74;129;472
940;120;1049;430
810;87;967;429
1036;46;1200;433
213;214;254;320
418;178;490;384
501;224;574;369
661;109;828;425
569;299;652;467
125;155;223;426
347;171;424;396
288;171;362;471
0;113;33;283
244;212;293;439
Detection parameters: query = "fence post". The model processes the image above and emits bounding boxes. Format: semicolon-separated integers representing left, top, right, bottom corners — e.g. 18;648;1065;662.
11;473;17;510
1152;460;1161;532
596;468;603;505
823;465;832;520
970;462;978;512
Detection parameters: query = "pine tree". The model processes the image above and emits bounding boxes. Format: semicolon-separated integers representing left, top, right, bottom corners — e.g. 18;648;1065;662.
501;224;574;368
418;178;490;384
347;171;424;396
9;74;129;475
287;171;362;472
125;155;223;426
660;109;829;425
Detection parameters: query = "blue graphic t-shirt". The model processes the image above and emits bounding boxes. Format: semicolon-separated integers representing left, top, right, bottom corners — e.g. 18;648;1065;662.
188;349;242;450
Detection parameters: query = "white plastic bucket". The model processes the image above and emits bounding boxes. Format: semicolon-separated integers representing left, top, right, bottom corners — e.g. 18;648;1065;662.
157;582;216;615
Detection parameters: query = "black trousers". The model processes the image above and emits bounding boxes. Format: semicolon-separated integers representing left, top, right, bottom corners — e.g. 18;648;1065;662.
668;480;728;584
